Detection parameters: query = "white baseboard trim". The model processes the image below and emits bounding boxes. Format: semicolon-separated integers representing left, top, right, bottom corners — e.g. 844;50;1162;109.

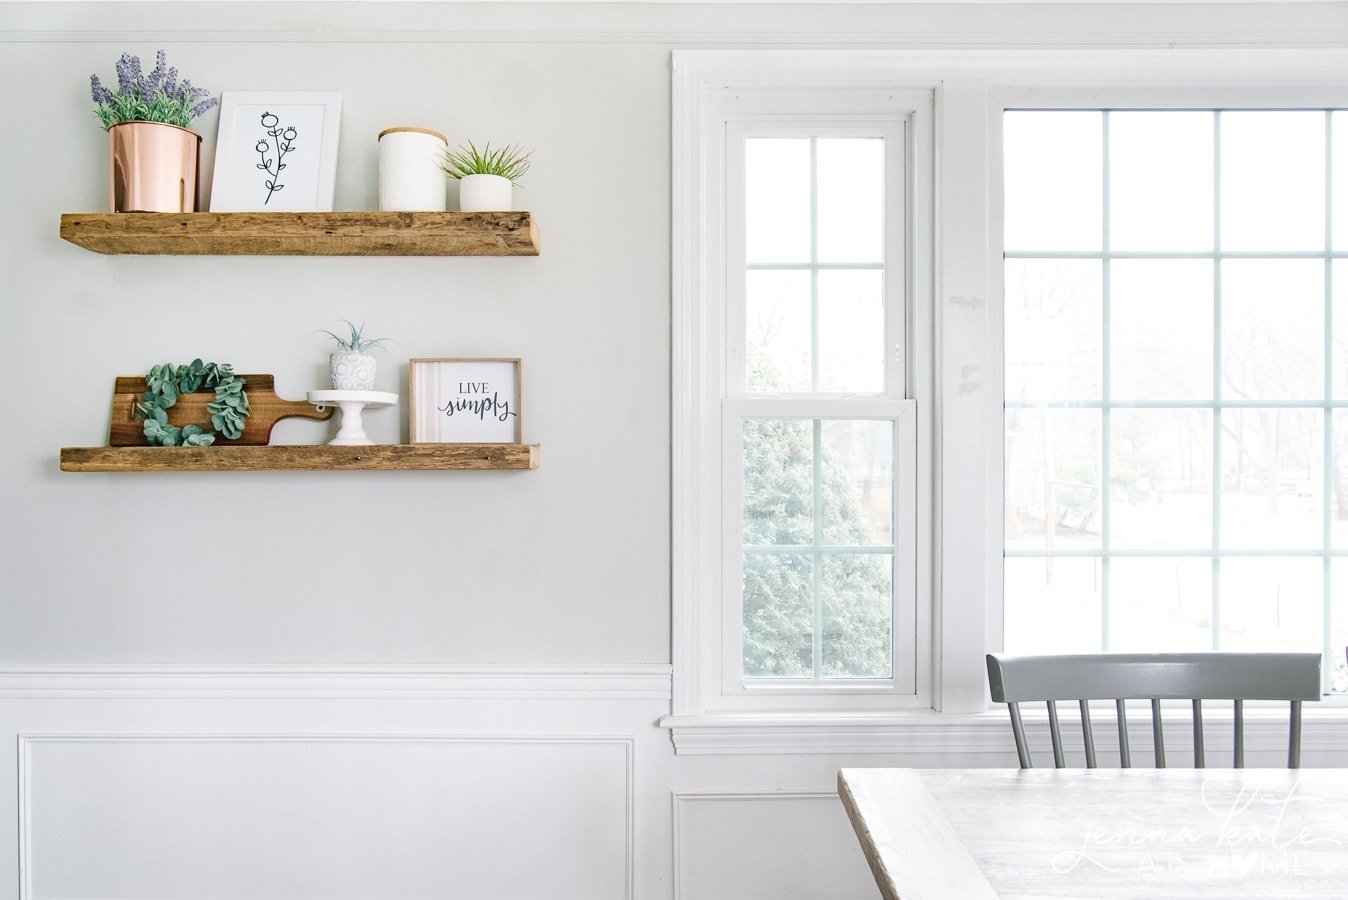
0;664;673;700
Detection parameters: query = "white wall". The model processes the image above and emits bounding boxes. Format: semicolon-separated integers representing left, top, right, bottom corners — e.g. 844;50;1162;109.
3;3;1347;898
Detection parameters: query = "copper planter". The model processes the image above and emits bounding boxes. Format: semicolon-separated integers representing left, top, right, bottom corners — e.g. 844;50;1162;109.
108;120;202;213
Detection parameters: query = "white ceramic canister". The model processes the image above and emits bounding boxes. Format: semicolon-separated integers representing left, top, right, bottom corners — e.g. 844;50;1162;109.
378;126;448;211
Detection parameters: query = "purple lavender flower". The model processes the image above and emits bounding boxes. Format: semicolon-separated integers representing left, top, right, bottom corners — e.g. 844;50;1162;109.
114;52;136;95
147;50;167;90
91;50;217;129
89;74;113;105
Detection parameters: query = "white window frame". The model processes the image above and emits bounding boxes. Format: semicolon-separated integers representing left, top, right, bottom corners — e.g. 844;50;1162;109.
668;56;937;731
665;49;1348;755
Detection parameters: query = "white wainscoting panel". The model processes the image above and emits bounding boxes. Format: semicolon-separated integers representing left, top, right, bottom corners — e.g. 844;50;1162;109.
672;791;878;900
20;734;633;900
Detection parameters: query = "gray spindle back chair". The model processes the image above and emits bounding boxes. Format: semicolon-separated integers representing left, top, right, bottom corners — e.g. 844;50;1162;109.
986;652;1321;769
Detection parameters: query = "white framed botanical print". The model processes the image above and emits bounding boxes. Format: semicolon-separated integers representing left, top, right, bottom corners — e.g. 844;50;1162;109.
209;91;342;211
409;358;523;444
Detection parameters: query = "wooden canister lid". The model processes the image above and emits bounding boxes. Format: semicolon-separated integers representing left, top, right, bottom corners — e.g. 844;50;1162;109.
378;126;448;143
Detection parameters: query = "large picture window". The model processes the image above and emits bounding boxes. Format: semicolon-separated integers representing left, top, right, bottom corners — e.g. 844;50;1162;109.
1003;109;1348;692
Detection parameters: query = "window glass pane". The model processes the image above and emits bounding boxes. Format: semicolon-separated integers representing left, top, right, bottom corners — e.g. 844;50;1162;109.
1334;112;1348;253
1003;557;1101;654
818;270;885;393
1005;259;1102;403
1220;112;1325;252
746;270;811;392
1330;560;1348;691
821;554;892;678
1333;259;1348;402
1218;558;1322;652
820;419;893;546
1110;409;1212;550
1110;111;1213;252
1004;111;1102;251
1220;260;1323;402
1220;409;1322;550
817;138;884;264
743;552;811;677
746;138;811;264
1110;260;1212;401
1108;558;1212;651
744;419;813;546
1005;408;1101;550
1329;410;1348;550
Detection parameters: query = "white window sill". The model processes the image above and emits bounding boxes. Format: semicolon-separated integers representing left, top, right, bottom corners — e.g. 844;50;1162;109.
659;702;1348;756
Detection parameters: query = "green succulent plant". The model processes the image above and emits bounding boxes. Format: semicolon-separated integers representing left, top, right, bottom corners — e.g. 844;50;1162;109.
439;142;532;186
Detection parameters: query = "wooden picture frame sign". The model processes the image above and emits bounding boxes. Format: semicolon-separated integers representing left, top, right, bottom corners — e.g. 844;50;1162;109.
409;358;523;444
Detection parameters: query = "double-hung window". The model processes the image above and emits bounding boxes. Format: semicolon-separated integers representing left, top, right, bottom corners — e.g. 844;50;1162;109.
671;63;932;723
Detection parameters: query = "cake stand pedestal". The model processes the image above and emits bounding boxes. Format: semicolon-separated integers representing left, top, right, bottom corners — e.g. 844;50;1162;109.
306;390;399;446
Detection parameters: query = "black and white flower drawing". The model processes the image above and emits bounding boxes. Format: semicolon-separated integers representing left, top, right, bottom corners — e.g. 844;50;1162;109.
254;111;298;205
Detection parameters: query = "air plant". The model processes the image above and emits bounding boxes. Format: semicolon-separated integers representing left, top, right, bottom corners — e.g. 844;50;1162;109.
320;320;392;355
89;50;218;130
439;141;533;186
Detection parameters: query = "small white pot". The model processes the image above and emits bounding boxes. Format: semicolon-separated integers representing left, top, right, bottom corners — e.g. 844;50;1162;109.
330;352;378;391
458;173;513;212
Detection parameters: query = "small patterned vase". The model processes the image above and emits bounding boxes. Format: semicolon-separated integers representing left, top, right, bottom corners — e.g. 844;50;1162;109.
330;352;377;391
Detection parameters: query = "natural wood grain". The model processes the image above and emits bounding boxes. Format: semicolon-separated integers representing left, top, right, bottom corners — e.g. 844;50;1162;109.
108;374;330;447
59;444;540;472
839;768;1348;899
838;770;997;900
59;211;539;256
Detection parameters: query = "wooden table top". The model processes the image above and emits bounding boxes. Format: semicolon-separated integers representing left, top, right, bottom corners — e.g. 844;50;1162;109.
838;767;1348;899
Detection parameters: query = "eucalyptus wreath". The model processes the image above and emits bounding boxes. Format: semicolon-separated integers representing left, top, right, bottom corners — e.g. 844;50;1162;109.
135;360;250;447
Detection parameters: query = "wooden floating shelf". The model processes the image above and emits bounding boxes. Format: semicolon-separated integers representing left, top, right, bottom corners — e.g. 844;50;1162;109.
59;211;539;257
60;444;540;472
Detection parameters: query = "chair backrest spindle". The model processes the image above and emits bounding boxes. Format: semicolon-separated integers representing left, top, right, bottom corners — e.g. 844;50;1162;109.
1192;699;1205;768
1079;699;1097;768
1046;700;1065;768
1116;698;1131;768
1234;698;1244;768
1151;698;1166;768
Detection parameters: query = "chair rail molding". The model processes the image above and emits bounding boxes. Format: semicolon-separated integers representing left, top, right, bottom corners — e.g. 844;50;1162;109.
0;664;673;700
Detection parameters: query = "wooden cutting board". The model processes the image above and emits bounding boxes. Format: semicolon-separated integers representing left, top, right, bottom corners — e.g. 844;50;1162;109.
108;374;333;446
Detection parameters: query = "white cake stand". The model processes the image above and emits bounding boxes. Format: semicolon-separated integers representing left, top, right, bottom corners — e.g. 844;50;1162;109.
307;390;399;446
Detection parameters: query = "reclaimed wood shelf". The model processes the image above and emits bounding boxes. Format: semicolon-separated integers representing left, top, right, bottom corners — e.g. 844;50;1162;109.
59;211;539;256
59;444;540;472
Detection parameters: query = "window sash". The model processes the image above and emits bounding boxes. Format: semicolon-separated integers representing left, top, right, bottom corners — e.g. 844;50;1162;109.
726;121;909;402
720;399;918;702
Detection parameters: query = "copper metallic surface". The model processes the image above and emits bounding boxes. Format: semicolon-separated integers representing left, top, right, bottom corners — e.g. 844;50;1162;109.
108;121;202;213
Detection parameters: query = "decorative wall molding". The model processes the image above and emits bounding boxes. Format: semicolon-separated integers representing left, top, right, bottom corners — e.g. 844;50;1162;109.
18;732;637;900
662;707;1348;755
4;2;1347;48
0;664;673;700
671;790;842;900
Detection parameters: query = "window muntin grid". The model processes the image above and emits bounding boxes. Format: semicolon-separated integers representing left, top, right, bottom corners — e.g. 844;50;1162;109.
1003;109;1348;693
